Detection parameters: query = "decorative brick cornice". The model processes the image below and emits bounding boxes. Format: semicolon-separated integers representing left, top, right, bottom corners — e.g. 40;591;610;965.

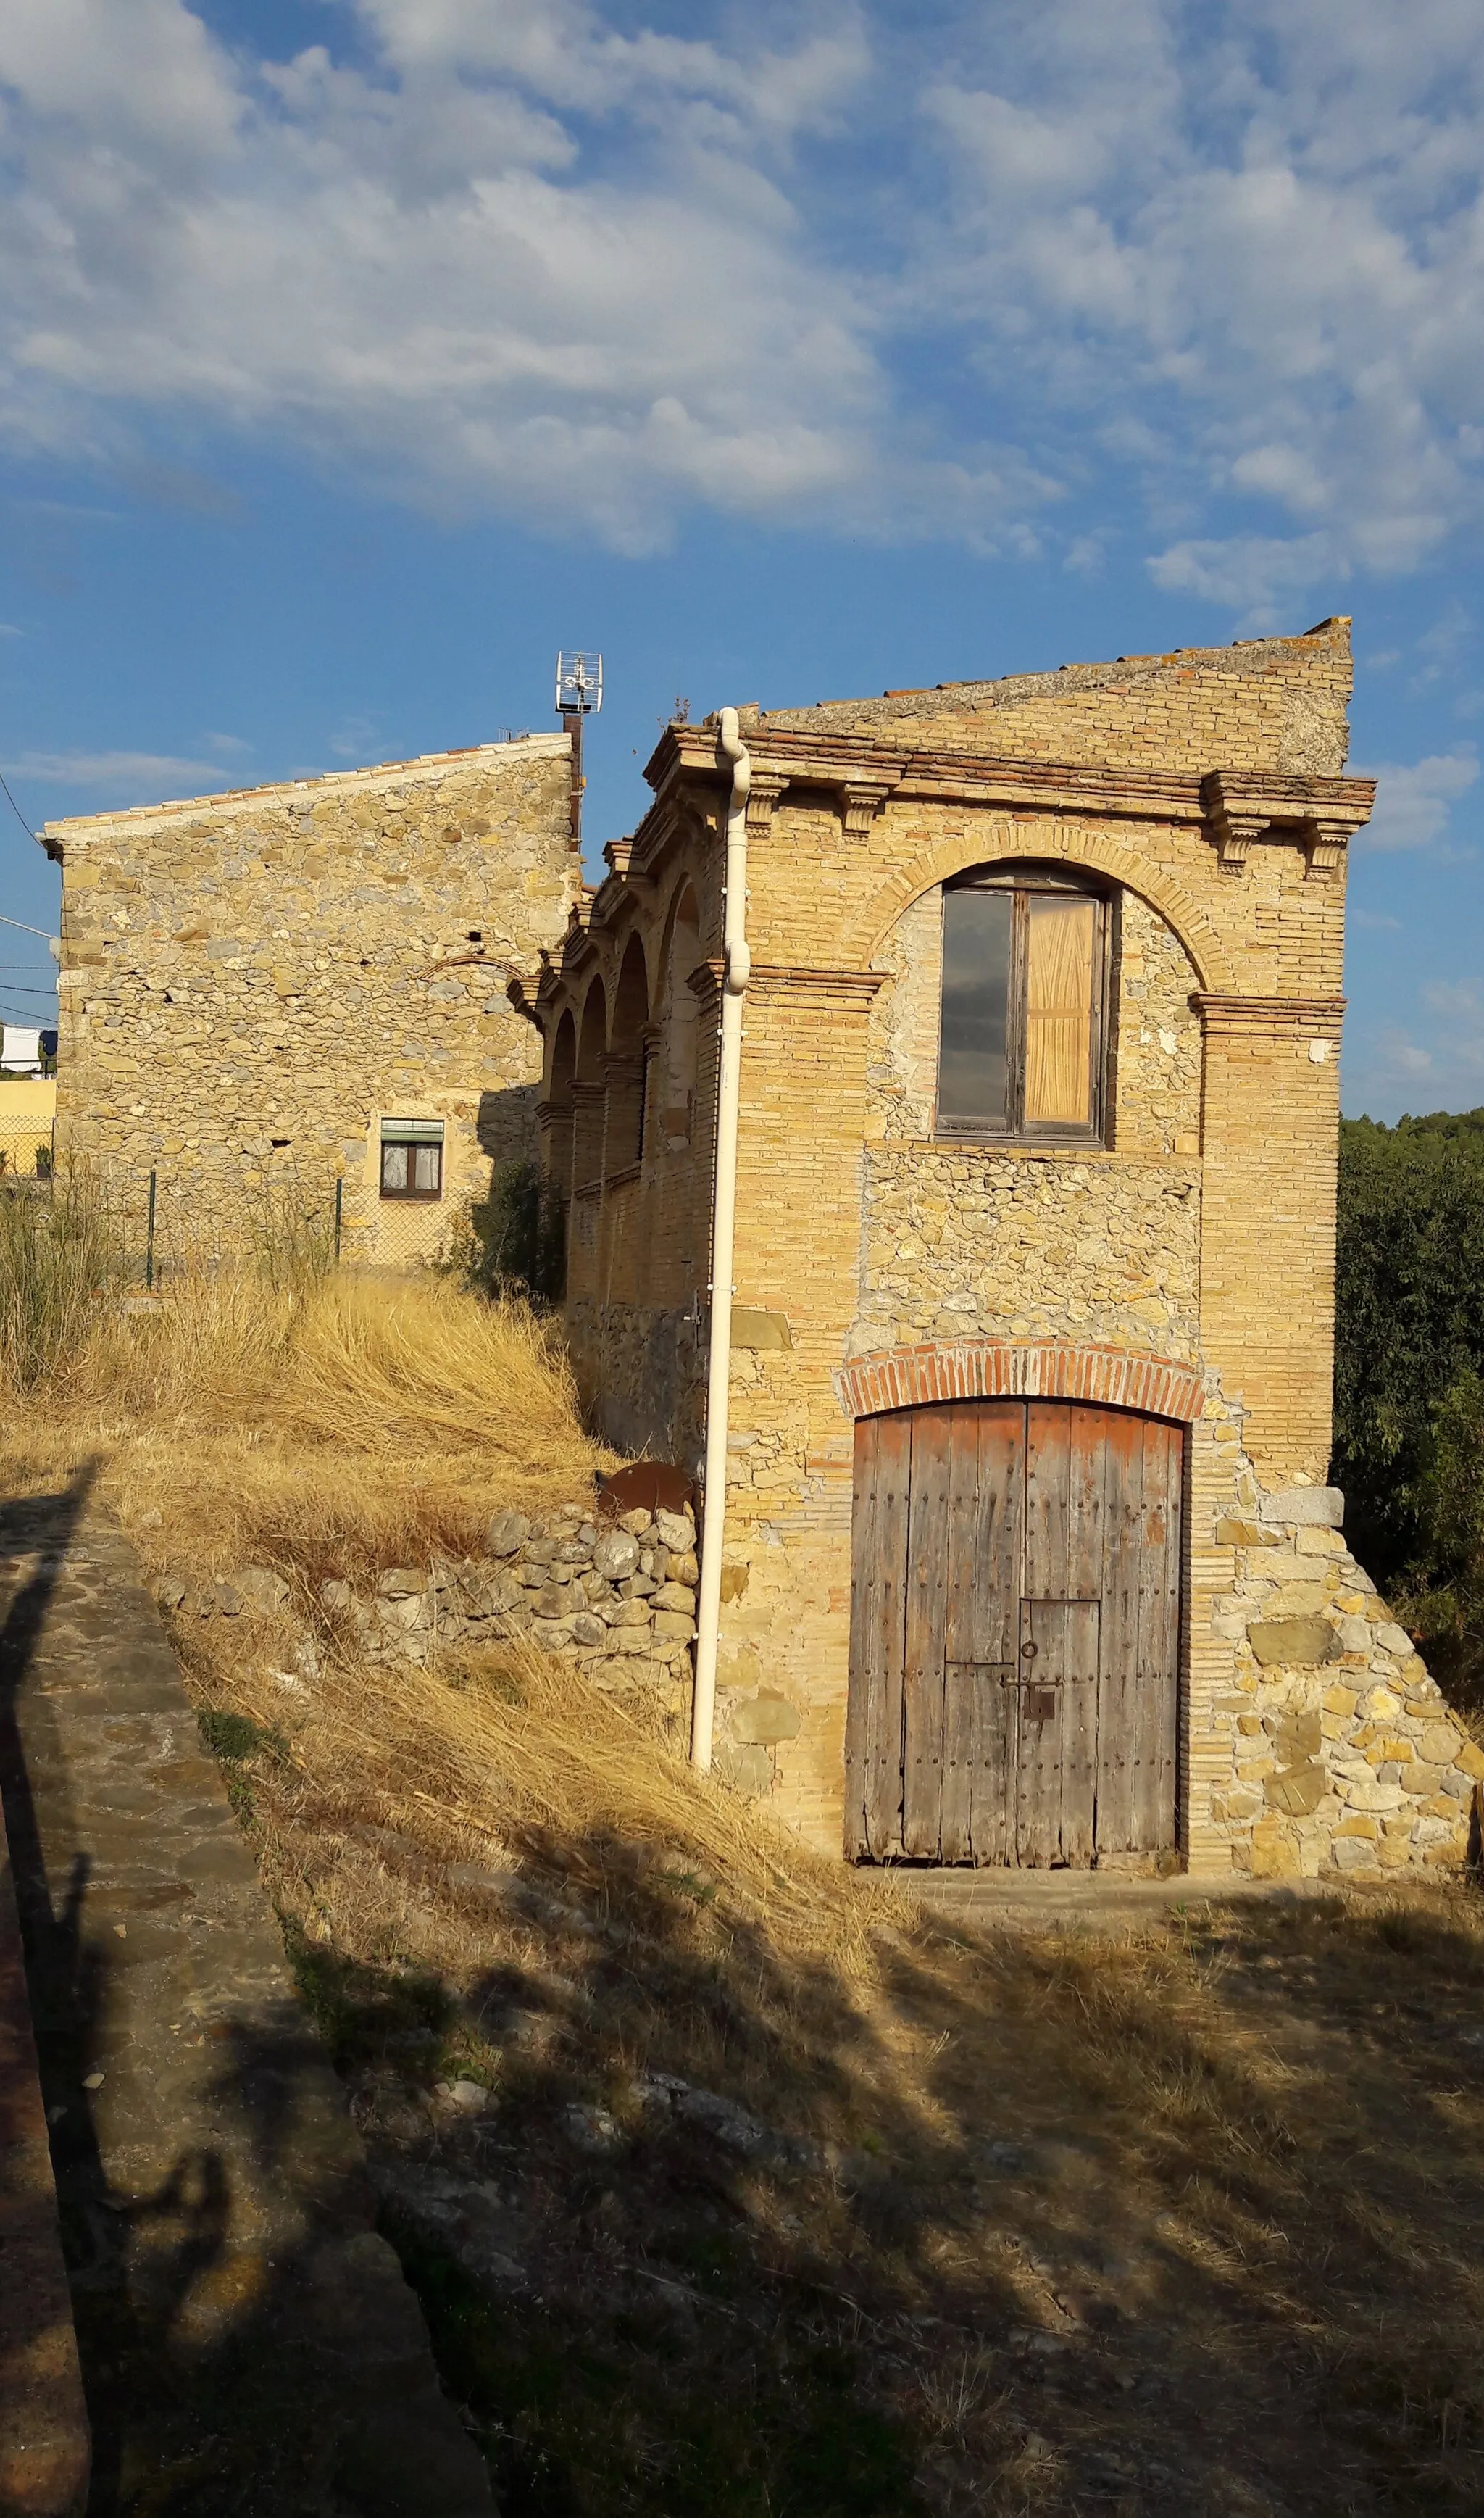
746;963;885;1001
745;770;790;832
835;1339;1206;1424
1192;993;1346;1036
839;778;899;839
688;959;884;1004
1199;770;1375;877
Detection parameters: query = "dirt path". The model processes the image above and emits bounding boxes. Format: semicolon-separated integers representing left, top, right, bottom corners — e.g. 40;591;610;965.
0;1480;492;2517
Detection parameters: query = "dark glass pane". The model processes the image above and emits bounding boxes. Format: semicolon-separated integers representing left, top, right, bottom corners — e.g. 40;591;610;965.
939;889;1012;1126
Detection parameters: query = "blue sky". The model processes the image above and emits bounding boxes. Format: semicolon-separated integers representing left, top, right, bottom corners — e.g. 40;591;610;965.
4;0;1484;1116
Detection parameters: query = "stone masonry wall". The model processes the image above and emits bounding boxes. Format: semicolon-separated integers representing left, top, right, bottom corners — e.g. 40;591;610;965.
564;1298;707;1471
45;736;576;1268
1197;1473;1480;1880
856;884;1204;1363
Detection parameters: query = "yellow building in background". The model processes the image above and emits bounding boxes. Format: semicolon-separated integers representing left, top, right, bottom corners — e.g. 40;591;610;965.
0;1071;56;1178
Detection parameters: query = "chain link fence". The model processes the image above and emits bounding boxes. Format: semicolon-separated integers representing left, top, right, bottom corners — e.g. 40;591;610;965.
0;1119;54;1184
0;1118;480;1288
16;1155;472;1288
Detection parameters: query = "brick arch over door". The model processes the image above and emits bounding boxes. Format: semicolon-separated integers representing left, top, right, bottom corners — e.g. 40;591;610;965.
836;1339;1206;1427
843;828;1235;997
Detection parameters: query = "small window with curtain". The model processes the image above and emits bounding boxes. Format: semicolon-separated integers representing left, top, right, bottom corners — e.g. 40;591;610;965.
380;1117;445;1200
938;871;1111;1142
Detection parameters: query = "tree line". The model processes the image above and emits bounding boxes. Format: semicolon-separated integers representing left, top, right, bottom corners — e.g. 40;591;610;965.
1334;1105;1484;1703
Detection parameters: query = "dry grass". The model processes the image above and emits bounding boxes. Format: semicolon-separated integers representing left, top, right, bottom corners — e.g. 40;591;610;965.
0;1255;611;1582
180;1605;906;1995
7;1204;1484;2514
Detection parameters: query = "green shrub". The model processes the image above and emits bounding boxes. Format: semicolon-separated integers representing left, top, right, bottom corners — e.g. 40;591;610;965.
461;1156;566;1303
1335;1110;1484;1700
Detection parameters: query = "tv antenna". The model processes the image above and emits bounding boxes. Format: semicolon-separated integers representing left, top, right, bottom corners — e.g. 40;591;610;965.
555;650;602;849
555;652;603;716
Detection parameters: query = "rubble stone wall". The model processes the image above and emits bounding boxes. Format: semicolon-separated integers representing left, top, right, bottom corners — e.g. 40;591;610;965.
44;736;576;1268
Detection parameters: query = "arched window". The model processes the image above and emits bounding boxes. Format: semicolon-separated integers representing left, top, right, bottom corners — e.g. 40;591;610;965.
546;1007;577;1197
938;866;1112;1143
657;884;701;1149
606;935;651;1175
573;980;608;1190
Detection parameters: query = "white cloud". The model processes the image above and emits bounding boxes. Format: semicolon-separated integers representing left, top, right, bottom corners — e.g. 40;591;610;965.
1348;996;1484;1115
1355;752;1477;850
1420;976;1484;1018
917;0;1484;607
1;0;1484;571
4;749;233;794
0;0;899;547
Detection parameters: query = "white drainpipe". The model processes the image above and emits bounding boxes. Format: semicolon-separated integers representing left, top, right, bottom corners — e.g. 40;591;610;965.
691;707;751;1771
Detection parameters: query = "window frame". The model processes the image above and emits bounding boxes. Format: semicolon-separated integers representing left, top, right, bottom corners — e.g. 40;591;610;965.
935;866;1114;1147
379;1119;445;1202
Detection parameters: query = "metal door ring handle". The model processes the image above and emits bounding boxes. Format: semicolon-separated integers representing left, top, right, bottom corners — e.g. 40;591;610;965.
1020;1641;1038;1660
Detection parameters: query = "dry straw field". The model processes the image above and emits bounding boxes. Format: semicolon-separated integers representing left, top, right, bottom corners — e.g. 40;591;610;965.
4;1179;1484;2517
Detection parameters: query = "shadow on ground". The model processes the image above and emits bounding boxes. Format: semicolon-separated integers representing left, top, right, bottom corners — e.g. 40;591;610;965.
0;1479;489;2518
7;1475;1484;2516
312;1818;1484;2518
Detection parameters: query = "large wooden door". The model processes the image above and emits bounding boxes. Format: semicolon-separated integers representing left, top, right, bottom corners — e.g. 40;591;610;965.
845;1400;1181;1866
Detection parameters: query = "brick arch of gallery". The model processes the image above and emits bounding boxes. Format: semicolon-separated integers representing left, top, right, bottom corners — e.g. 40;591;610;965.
656;880;701;1152
848;829;1235;1000
572;977;609;1192
606;932;653;1176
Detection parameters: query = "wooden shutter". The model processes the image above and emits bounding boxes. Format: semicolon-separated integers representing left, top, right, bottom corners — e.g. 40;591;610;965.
1023;895;1097;1126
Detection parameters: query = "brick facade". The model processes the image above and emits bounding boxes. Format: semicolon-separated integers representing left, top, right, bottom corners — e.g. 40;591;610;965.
527;620;1479;1879
44;737;577;1266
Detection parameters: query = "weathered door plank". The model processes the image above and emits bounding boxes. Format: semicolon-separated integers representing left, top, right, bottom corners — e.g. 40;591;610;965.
903;1405;953;1858
1094;1409;1144;1853
862;1410;913;1857
1060;1407;1106;1862
946;1401;1023;1866
939;1406;980;1863
1133;1417;1182;1853
1019;1405;1071;1864
845;1414;879;1859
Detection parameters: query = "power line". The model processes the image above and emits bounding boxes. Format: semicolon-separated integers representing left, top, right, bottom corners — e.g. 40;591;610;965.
0;910;57;942
0;768;36;846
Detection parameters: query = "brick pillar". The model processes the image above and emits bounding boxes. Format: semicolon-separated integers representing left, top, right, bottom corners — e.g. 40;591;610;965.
1195;993;1345;1487
720;965;884;1851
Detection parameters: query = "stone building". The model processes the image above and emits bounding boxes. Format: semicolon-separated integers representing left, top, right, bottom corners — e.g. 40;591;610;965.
522;618;1484;1879
43;736;578;1265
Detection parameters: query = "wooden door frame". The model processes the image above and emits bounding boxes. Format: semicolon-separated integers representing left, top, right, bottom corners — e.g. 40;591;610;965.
844;1391;1189;1869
